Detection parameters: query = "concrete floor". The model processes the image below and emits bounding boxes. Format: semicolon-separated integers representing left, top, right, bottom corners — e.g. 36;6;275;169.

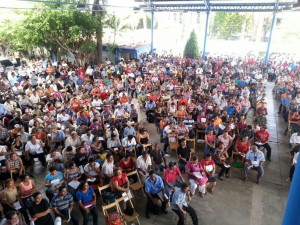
31;81;290;225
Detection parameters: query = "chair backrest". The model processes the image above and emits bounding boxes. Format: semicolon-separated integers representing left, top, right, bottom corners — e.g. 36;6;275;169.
102;201;119;216
126;170;142;183
98;183;111;195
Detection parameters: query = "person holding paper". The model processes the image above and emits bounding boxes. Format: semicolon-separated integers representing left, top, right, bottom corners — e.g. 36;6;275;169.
84;157;102;185
243;146;265;184
44;166;65;202
186;156;208;198
76;181;98;225
5;153;24;180
51;186;79;225
201;154;217;193
171;182;198;225
1;179;30;224
111;167;130;198
144;170;168;219
254;125;272;161
217;130;233;156
64;161;82;197
29;192;54;225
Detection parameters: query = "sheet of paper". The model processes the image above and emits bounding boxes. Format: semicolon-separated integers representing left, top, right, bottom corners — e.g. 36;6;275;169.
200;118;206;123
67;208;71;223
99;137;104;141
87;177;96;182
16;151;23;156
13;201;22;210
255;141;263;145
219;124;225;130
51;178;60;185
79;165;84;174
36;148;44;154
68;180;80;189
193;172;203;179
251;161;259;167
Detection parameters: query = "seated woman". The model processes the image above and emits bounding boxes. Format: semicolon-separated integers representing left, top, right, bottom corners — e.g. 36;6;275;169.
136;128;151;155
119;154;136;173
234;136;251;161
218;130;233;155
64;161;82;197
214;143;231;180
29;192;54;225
76;181;98;225
102;154;114;185
44;166;65;202
5;153;24;181
201;154;217;193
19;173;36;213
11;134;25;161
177;120;189;139
204;129;216;155
90;136;104;157
2;179;30;224
111;167;130;198
186;155;208;198
176;105;187;119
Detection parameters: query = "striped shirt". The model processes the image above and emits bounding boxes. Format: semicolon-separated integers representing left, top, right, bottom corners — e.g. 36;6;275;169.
51;192;73;211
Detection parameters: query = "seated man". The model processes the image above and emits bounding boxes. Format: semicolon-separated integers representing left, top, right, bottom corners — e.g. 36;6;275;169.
171;182;198;225
84;157;102;185
164;161;185;199
123;121;136;138
144;170;168;219
136;151;152;183
290;131;300;156
243;146;265;184
46;149;63;167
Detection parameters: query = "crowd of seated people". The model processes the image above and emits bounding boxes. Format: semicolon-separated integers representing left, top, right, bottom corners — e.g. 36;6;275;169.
0;53;297;225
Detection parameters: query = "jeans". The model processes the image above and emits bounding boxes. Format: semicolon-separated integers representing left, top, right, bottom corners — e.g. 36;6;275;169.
172;205;198;225
57;208;79;225
255;143;272;159
165;181;182;199
289;164;295;181
79;206;98;225
163;137;169;153
244;165;264;180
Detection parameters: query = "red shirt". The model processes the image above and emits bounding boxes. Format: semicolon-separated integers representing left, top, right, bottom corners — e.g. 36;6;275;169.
236;140;250;153
255;130;270;142
119;158;134;171
200;159;215;172
164;166;182;183
111;173;127;191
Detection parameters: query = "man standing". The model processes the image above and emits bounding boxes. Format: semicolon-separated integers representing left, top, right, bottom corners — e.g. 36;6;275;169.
171;182;198;225
255;125;272;161
51;186;79;225
243;146;265;184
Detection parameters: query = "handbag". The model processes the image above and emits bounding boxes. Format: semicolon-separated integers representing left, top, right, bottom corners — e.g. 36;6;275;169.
107;212;122;225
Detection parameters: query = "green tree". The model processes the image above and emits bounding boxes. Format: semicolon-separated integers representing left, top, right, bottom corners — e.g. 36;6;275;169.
183;31;199;59
212;12;246;40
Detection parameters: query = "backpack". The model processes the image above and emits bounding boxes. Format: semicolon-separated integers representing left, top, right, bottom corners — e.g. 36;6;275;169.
102;191;117;204
107;212;122;225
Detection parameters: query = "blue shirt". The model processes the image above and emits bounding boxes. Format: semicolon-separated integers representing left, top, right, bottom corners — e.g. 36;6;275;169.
245;150;265;164
76;116;89;126
45;171;64;190
0;104;7;115
51;192;74;211
226;106;237;116
52;130;66;142
145;101;156;110
76;187;94;204
282;98;291;106
145;175;164;194
123;126;136;138
171;188;188;210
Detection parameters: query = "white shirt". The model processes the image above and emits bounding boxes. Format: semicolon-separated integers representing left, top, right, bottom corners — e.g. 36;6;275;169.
84;162;100;177
25;140;43;155
122;137;137;148
46;152;63;165
81;134;94;145
57;113;71;122
92;99;103;108
30;94;40;104
136;155;152;171
102;161;114;178
290;133;300;144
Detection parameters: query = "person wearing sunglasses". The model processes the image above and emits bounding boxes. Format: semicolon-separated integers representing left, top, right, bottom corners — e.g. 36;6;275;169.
243;145;265;184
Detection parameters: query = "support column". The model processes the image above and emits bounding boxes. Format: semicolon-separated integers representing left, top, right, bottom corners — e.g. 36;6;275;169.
264;0;279;65
202;11;210;59
151;2;154;56
283;159;300;225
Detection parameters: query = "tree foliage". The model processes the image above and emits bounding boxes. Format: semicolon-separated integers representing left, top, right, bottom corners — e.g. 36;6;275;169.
212;12;249;40
0;0;104;64
183;31;199;59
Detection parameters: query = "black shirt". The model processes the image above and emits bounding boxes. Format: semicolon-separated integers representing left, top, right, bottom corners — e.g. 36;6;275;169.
177;145;191;164
151;150;164;165
29;199;54;225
